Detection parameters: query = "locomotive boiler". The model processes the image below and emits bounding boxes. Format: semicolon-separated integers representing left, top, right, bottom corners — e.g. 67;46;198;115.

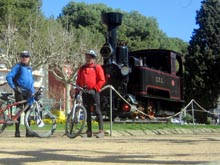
100;12;184;120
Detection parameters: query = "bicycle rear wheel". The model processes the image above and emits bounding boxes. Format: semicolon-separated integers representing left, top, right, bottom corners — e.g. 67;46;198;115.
0;110;6;134
24;102;56;138
66;105;87;138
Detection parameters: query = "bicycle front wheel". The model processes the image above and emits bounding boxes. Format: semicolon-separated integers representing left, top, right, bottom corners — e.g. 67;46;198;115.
66;105;87;138
25;102;56;138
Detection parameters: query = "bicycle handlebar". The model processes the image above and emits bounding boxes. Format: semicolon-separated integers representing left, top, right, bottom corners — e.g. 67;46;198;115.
33;87;44;101
72;85;87;93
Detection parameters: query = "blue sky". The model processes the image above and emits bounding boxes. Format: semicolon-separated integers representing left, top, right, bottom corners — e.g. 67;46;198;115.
42;0;202;42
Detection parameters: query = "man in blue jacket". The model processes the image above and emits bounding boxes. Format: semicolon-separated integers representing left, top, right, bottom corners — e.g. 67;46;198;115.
6;50;35;137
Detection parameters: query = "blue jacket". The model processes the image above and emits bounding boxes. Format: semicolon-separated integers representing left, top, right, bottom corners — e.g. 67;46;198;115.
6;63;35;94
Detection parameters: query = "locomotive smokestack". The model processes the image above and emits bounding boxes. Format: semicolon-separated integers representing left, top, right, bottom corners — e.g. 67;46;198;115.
101;12;122;64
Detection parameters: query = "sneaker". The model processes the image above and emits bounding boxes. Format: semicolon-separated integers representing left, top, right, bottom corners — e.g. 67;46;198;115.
95;130;104;138
15;131;20;137
37;119;44;128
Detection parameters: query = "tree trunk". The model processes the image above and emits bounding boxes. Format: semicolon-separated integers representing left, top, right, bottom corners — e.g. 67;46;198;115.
65;83;71;117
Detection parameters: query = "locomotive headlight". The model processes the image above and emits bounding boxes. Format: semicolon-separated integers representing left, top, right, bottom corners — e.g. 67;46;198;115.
100;43;113;59
121;66;130;76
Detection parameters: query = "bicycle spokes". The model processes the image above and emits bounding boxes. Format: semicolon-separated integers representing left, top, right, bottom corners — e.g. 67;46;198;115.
66;105;87;138
25;102;56;138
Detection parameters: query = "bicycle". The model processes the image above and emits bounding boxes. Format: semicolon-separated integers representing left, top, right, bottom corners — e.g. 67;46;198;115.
65;85;87;138
0;87;56;138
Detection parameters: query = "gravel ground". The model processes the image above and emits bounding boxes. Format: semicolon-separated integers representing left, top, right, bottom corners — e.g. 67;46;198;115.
0;130;220;165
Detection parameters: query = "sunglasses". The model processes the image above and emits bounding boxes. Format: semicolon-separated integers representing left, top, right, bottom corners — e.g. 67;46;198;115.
21;56;30;58
85;55;94;59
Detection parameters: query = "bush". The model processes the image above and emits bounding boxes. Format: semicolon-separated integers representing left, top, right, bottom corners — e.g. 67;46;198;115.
183;114;193;123
51;110;66;124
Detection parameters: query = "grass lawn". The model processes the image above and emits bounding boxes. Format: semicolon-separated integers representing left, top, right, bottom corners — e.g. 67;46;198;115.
4;121;220;132
56;121;220;131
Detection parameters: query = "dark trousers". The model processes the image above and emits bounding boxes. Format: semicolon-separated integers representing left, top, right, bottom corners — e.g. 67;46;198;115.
82;91;104;132
14;90;31;133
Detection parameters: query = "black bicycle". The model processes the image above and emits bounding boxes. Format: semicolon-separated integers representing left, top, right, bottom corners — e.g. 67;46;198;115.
65;85;87;138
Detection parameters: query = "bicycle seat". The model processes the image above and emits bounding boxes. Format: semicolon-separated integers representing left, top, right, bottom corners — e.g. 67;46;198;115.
0;93;14;101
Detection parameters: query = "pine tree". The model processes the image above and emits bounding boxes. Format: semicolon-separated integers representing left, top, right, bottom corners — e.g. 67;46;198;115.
184;0;220;122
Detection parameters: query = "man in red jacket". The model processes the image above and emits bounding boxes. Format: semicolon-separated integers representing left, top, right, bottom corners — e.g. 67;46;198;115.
76;50;106;138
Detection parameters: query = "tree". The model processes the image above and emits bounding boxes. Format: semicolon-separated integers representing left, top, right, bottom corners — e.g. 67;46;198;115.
59;2;108;33
0;1;105;115
46;23;104;114
184;0;220;122
0;0;42;35
0;0;43;68
58;2;187;54
118;11;159;50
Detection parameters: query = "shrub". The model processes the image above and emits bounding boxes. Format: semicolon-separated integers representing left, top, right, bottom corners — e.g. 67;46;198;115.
51;110;66;124
183;114;193;123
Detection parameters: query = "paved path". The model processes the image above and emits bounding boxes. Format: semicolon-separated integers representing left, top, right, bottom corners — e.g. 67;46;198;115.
0;130;220;165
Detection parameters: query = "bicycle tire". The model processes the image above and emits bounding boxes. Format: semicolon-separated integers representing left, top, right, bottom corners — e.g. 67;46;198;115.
24;102;56;138
66;105;87;138
0;110;6;134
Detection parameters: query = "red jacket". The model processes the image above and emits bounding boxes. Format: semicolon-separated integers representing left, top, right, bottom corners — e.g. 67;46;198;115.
76;63;106;92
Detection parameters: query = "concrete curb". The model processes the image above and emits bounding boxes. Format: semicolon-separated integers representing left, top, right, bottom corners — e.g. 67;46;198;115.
105;128;220;137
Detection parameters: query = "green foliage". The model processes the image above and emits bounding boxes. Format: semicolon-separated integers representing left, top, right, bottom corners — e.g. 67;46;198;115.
53;122;220;131
0;1;187;68
206;117;212;125
0;0;43;68
9;122;220;131
59;2;108;33
0;0;42;30
184;0;220;115
58;2;187;54
0;1;190;116
182;114;193;123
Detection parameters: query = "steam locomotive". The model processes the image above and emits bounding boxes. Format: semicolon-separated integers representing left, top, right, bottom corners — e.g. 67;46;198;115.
100;12;184;120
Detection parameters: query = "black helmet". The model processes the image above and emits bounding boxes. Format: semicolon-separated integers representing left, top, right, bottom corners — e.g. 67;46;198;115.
20;50;31;57
85;50;97;58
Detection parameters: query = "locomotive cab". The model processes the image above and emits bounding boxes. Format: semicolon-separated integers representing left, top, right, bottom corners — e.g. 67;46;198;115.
128;49;184;116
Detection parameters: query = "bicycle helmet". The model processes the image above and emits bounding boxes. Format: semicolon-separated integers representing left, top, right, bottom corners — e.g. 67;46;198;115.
20;50;31;57
85;50;97;58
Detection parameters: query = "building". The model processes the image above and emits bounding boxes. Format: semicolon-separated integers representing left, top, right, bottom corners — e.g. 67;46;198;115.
0;63;44;93
0;62;71;112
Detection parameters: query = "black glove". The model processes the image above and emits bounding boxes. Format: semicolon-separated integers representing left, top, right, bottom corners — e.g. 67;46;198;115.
14;86;22;93
86;89;96;95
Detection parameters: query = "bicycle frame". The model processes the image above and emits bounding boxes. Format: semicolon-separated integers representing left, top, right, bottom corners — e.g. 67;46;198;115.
0;99;29;124
65;85;87;138
71;86;85;117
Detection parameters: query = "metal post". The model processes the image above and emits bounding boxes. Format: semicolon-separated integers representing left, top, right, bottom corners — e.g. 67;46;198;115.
192;101;195;134
110;86;113;136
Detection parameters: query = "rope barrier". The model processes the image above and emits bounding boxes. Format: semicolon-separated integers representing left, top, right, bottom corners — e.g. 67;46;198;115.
183;99;216;115
101;85;155;119
41;85;217;121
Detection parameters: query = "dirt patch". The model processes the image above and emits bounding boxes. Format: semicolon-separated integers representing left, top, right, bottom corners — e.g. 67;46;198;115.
0;130;220;165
